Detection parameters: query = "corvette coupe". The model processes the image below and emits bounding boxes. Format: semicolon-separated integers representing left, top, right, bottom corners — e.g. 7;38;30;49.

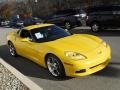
7;24;111;77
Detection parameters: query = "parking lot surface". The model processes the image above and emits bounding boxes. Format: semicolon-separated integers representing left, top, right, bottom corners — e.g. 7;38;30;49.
0;27;120;90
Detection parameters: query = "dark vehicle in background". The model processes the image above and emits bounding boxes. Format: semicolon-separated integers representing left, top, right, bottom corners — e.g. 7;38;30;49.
9;17;43;28
23;17;43;26
45;9;87;30
0;19;10;27
9;19;23;28
86;5;120;32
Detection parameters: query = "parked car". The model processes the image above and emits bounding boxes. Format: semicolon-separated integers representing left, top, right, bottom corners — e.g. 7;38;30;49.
0;19;10;27
7;24;111;78
23;17;43;26
45;9;87;30
85;5;120;32
33;17;43;24
9;19;24;28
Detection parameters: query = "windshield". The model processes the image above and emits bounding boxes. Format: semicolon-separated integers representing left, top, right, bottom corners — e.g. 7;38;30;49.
30;25;71;43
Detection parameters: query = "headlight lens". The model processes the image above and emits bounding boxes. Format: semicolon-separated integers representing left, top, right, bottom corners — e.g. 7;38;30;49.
65;51;86;60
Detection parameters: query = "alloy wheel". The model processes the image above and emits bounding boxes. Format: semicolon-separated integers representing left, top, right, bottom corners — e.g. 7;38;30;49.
91;23;99;32
9;43;16;56
65;22;71;30
47;57;61;77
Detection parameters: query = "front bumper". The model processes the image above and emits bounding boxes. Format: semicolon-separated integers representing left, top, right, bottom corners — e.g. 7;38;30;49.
63;45;111;77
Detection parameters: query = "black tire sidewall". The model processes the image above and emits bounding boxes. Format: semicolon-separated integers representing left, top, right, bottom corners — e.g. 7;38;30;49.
8;42;17;57
46;54;65;78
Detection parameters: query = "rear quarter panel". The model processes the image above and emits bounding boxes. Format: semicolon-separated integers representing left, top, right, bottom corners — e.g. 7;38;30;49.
7;31;17;44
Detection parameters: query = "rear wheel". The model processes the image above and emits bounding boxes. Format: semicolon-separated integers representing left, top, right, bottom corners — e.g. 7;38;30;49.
8;42;17;57
91;23;100;32
46;54;65;78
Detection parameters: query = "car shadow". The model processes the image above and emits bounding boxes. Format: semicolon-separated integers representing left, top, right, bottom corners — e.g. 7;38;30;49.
70;28;120;36
94;64;120;78
0;45;72;81
0;45;120;80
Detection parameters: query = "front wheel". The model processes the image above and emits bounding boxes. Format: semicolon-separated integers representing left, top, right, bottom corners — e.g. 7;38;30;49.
46;54;65;78
91;23;100;32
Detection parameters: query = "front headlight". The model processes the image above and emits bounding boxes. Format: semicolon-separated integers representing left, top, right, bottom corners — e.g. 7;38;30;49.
65;51;86;60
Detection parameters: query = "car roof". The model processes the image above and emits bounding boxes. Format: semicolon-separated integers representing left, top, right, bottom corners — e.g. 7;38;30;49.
54;8;79;15
23;23;54;30
86;5;120;12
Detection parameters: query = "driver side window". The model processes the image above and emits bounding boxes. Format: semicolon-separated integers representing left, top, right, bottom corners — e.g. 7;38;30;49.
20;30;31;39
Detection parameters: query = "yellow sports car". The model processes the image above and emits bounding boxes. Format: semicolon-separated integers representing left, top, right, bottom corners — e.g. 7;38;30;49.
7;24;111;78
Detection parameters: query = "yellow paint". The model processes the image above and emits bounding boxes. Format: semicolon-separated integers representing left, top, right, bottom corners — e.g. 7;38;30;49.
7;24;111;77
24;23;53;30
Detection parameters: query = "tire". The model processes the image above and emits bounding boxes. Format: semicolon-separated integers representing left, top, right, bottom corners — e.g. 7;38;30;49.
46;54;65;78
91;23;100;32
8;42;17;57
64;21;71;30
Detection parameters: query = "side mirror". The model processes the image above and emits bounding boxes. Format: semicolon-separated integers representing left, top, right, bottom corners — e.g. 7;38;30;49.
21;38;29;42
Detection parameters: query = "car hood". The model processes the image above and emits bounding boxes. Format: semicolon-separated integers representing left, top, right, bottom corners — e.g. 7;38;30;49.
45;34;102;55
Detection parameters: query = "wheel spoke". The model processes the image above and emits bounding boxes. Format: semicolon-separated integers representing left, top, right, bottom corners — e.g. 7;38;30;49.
92;24;99;32
9;44;15;56
65;22;71;29
47;57;60;77
54;69;60;75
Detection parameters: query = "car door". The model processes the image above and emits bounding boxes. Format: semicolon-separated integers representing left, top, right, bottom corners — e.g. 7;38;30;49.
90;6;114;28
103;6;120;28
47;15;61;25
15;29;40;62
46;12;65;26
100;11;115;28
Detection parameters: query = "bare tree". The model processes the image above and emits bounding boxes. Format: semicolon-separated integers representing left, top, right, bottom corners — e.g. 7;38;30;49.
1;0;120;19
0;4;12;19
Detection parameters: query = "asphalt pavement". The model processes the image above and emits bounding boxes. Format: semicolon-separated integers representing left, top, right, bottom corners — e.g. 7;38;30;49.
0;27;120;90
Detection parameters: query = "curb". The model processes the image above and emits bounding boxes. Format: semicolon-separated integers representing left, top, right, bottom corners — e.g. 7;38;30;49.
0;58;43;90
